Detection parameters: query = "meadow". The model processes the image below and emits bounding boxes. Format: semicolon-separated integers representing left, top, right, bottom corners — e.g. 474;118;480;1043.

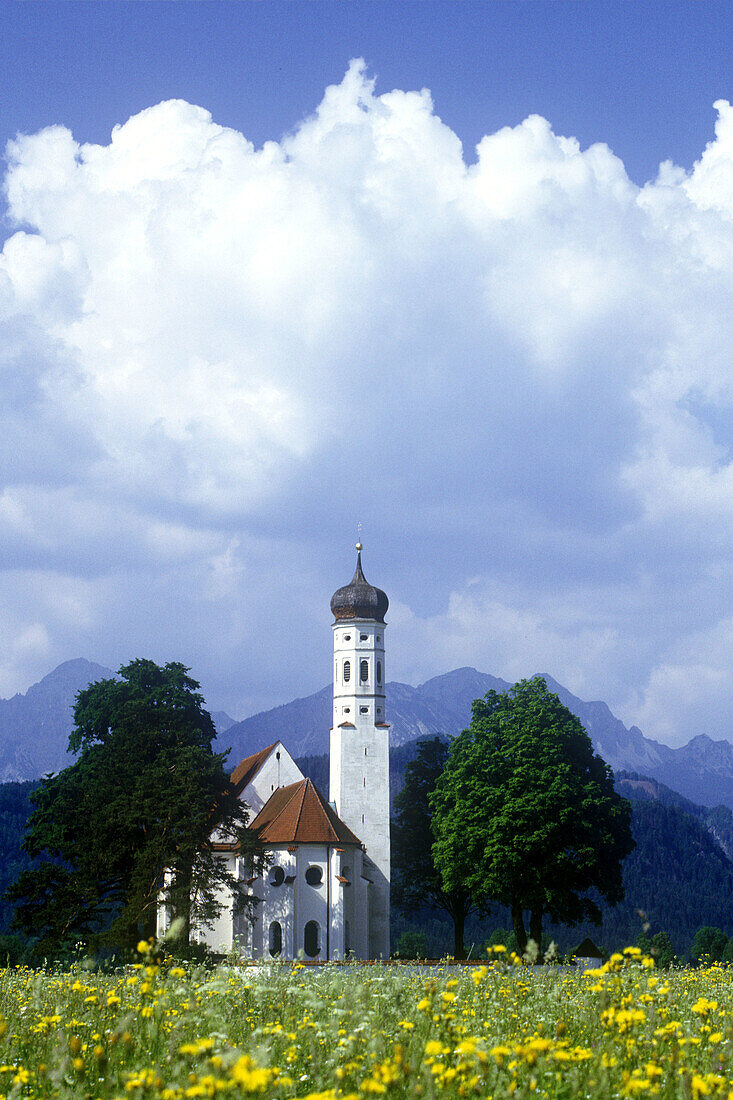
0;944;731;1098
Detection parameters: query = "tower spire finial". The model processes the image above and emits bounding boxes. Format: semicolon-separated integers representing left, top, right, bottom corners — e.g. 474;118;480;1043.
356;521;362;553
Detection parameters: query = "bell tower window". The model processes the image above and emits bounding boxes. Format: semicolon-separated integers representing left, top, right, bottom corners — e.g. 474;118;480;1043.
360;659;369;683
376;661;382;684
343;660;351;683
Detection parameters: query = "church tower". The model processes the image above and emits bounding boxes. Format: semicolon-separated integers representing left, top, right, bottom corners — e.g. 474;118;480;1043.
329;543;390;958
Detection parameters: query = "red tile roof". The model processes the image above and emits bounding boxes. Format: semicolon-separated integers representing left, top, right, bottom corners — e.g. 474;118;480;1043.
230;743;279;796
251;779;361;846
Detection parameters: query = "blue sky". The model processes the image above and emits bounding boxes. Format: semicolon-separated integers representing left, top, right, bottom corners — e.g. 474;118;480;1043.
2;2;730;188
2;1;733;747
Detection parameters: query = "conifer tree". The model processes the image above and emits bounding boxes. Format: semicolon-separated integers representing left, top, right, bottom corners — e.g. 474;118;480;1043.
6;659;261;954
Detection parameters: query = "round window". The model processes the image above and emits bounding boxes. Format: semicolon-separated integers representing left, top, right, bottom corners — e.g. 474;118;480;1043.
269;866;285;887
305;865;323;886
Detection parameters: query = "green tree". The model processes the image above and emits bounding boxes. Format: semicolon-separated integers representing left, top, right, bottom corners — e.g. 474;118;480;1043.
691;926;730;965
394;930;429;958
651;931;676;969
7;659;260;954
431;678;635;955
391;737;486;959
484;927;518;953
637;929;676;968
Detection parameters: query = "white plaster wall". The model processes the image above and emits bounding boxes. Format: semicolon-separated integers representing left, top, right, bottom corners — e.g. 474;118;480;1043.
329;847;345;959
156;870;173;940
294;844;329;959
177;842;364;961
258;846;297;958
238;742;303;817
342;847;369;958
330;618;390;959
247;844;334;960
195;854;236;954
233;861;252;954
332;622;386;727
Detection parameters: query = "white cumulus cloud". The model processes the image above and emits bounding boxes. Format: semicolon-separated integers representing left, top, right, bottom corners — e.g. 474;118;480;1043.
3;61;733;742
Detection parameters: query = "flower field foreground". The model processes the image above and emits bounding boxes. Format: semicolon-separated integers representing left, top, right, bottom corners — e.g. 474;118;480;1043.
0;945;732;1099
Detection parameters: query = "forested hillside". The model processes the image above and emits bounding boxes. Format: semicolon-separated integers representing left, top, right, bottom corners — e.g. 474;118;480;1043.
389;771;733;958
0;782;38;932
616;772;733;859
4;761;733;959
552;799;733;956
293;746;733;958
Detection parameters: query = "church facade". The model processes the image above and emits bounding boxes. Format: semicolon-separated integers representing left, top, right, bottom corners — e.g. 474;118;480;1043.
158;545;391;959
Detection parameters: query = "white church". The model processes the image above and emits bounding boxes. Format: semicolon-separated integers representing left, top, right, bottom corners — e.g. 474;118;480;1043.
159;544;391;960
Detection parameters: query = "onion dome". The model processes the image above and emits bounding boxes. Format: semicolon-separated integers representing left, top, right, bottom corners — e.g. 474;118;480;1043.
330;543;389;623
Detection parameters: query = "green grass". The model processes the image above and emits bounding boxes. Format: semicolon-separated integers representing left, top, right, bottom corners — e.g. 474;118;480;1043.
0;944;731;1097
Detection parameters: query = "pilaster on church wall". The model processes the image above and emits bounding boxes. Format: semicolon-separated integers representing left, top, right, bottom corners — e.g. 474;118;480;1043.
194;853;236;955
346;849;366;959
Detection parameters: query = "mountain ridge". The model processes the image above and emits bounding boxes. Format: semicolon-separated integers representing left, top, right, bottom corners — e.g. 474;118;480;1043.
6;659;733;811
0;659;113;782
0;660;236;781
220;666;733;811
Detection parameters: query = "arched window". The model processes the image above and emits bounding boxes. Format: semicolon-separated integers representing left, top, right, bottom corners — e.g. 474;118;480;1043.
268;866;285;887
304;920;320;957
343;660;351;683
305;865;323;886
269;921;282;957
376;661;382;683
360;659;369;682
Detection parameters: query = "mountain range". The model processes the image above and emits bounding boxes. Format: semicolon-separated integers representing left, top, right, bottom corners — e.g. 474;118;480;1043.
5;659;733;812
221;666;733;811
0;659;235;783
0;660;112;782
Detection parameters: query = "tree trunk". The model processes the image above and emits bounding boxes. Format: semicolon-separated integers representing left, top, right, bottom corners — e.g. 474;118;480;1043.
511;897;527;954
529;907;543;961
453;905;466;959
